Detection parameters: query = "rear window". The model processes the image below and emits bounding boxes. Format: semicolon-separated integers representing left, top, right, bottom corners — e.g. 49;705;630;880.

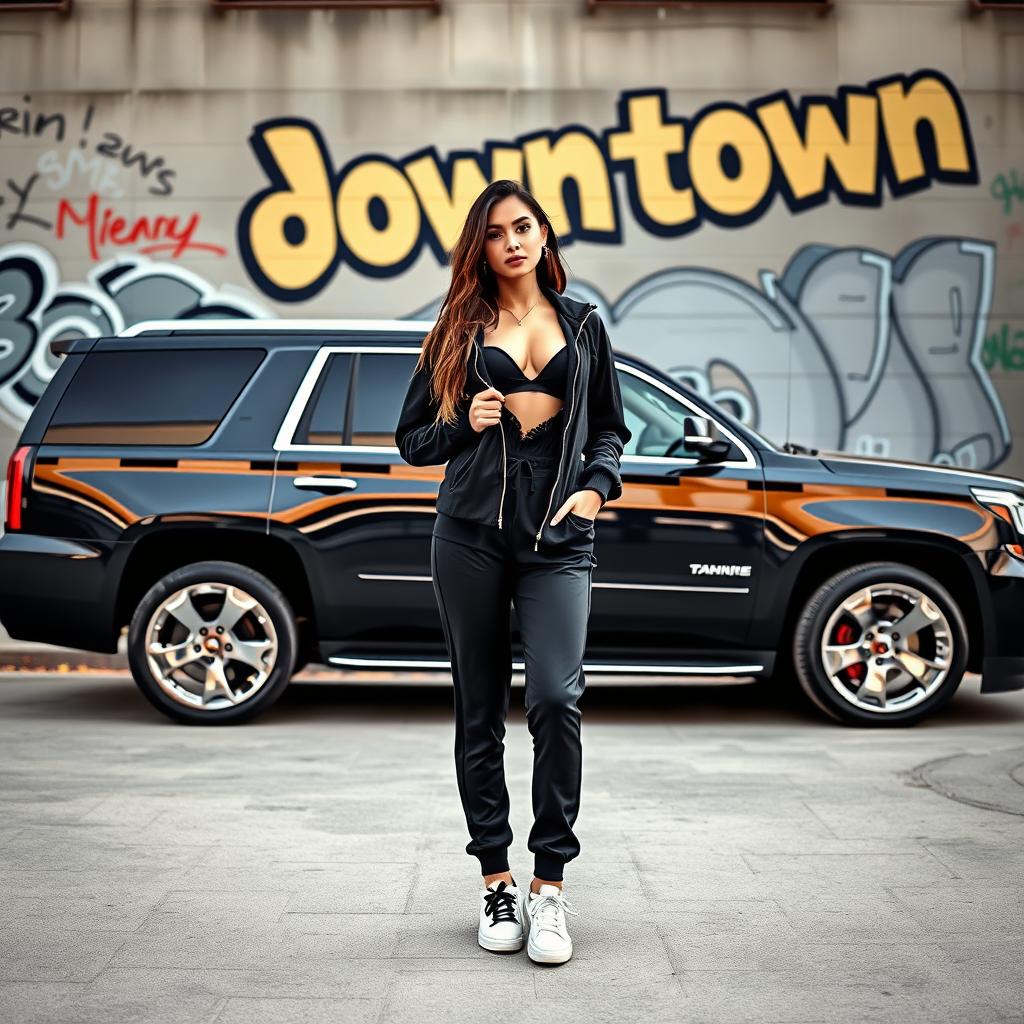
292;352;353;446
288;351;421;447
43;348;264;446
351;353;419;446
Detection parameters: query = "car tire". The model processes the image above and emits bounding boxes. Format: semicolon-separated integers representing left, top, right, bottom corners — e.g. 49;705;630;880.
792;561;968;727
127;560;298;725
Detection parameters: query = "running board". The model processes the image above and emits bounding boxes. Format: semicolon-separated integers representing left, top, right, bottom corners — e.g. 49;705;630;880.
324;653;773;679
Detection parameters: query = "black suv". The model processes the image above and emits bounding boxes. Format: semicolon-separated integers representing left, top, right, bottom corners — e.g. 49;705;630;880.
3;319;1024;727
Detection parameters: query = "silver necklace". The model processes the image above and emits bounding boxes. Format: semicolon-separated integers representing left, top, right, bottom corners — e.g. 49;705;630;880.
499;300;538;326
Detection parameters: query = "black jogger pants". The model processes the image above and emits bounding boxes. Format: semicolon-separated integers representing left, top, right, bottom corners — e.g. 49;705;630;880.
429;412;597;882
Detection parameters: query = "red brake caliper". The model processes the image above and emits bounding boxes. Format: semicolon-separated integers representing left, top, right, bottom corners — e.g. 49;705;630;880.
834;621;865;680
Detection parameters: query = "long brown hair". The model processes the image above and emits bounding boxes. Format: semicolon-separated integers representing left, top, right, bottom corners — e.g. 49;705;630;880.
418;179;568;426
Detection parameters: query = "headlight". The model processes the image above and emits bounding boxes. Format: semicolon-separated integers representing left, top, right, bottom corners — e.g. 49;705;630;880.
970;487;1024;534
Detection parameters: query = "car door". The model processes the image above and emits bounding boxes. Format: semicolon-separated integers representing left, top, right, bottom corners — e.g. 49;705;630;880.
585;361;767;662
270;339;449;660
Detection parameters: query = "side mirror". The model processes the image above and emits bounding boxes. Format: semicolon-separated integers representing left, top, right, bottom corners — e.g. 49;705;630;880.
682;414;710;444
682;415;731;462
696;439;733;461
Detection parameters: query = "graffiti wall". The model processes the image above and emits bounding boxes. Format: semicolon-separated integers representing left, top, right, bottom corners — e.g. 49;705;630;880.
1;0;1022;482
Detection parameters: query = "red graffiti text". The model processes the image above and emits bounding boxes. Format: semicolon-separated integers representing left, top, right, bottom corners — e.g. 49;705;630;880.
55;193;225;260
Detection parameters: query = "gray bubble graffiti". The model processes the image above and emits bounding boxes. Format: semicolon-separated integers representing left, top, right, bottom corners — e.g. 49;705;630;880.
0;237;1010;470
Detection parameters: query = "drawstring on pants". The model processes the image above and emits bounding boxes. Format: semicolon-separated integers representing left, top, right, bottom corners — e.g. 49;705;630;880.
506;455;539;495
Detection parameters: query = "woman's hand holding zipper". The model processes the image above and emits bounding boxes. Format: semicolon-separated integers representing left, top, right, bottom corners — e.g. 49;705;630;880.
469;386;506;432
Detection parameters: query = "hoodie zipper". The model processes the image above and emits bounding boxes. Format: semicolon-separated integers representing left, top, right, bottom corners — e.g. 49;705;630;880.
534;304;596;552
471;340;509;529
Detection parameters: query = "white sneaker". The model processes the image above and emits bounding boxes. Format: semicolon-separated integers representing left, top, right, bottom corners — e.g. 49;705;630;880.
525;882;579;964
478;878;525;952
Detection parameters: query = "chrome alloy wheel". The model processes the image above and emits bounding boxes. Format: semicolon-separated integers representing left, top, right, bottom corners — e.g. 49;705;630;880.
144;583;279;711
819;583;953;714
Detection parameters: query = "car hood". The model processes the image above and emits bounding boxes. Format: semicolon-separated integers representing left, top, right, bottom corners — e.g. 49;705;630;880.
815;450;1024;496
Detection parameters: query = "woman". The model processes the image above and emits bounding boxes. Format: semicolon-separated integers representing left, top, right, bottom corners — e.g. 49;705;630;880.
395;179;631;965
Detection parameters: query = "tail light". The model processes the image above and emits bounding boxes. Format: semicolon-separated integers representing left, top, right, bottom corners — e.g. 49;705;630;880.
4;445;30;532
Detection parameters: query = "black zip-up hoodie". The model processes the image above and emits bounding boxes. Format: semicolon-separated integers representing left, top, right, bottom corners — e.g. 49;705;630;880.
395;285;632;551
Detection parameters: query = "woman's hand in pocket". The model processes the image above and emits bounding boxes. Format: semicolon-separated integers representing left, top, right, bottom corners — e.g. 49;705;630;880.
550;489;602;526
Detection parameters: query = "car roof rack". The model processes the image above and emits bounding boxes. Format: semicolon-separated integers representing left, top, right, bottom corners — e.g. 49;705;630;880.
118;317;437;338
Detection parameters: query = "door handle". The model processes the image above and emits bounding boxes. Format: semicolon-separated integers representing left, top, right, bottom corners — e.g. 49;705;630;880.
293;476;359;490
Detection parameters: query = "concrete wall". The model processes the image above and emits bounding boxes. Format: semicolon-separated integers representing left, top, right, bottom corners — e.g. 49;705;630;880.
1;0;1022;476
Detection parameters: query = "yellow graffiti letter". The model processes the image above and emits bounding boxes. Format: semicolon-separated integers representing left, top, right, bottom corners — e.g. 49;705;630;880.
336;160;421;268
607;94;695;228
522;133;616;236
688;108;773;218
247;124;337;292
878;75;972;183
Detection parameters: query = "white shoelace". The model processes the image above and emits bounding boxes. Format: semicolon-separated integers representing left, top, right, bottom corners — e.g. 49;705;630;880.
530;890;580;932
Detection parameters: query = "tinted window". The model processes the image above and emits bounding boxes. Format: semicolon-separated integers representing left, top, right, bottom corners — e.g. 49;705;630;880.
351;353;420;446
44;348;264;446
618;369;735;459
292;352;353;446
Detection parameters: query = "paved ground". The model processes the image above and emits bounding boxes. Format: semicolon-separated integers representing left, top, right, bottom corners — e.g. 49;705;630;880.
0;669;1022;1024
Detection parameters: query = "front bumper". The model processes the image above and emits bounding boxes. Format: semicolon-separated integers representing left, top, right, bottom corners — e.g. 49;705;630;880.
976;546;1024;693
980;656;1024;694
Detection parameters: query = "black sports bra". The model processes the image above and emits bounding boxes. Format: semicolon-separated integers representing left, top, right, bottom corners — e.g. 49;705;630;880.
481;341;567;398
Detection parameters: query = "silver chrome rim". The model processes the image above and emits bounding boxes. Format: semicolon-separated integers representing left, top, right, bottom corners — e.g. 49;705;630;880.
818;582;953;714
144;583;279;711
